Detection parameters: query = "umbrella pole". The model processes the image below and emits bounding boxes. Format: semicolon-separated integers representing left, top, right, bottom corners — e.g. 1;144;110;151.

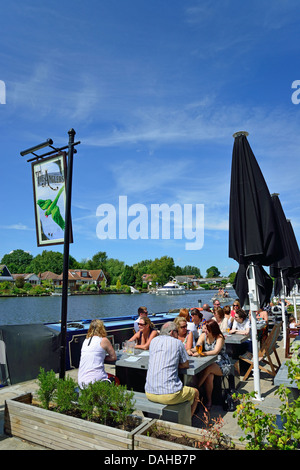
280;271;287;349
247;263;263;401
292;284;298;322
293;293;298;322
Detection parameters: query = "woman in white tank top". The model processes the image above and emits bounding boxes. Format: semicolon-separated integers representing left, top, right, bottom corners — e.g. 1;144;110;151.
78;319;117;388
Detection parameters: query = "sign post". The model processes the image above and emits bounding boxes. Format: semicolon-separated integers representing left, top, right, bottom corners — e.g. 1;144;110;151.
21;129;80;379
59;129;76;379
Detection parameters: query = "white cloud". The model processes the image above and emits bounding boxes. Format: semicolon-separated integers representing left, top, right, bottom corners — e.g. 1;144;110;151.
0;223;34;231
10;59;101;121
109;158;189;196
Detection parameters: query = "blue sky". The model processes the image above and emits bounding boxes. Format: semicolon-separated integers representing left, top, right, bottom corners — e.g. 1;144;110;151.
1;0;300;277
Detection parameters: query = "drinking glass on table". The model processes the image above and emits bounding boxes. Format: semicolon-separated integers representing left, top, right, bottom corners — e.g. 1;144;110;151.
114;343;120;353
196;344;203;354
126;341;135;355
122;341;127;353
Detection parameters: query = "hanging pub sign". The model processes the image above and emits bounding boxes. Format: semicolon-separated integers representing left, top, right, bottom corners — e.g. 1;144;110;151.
31;152;73;246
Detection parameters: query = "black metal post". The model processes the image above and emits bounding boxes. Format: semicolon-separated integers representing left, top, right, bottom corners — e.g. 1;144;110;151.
59;128;76;379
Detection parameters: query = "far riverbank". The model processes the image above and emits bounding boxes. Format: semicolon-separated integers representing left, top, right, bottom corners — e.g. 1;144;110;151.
0;290;224;326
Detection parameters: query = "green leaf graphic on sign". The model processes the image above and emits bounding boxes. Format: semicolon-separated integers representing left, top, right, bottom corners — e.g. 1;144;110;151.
37;185;65;230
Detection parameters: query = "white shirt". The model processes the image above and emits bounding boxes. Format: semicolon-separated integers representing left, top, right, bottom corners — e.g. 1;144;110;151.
145;335;189;395
187;321;202;344
231;318;250;331
78;336;108;387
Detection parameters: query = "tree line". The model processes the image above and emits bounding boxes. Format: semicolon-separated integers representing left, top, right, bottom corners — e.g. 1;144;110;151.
1;249;229;287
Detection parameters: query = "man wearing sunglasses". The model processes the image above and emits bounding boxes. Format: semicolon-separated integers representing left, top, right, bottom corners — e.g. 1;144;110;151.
145;321;199;418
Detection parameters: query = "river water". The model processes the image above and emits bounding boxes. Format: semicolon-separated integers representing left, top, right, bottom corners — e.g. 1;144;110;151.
0;290;237;326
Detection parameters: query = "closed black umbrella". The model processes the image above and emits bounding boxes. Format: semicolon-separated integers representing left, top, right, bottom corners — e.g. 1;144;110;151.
229;132;283;308
229;131;283;399
270;194;300;297
269;193;300;346
286;220;300;321
286;220;300;290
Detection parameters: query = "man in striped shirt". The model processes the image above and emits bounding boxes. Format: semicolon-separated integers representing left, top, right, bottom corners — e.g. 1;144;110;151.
145;321;199;417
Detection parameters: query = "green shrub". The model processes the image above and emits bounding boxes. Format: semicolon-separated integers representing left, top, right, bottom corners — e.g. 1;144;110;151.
55;375;78;414
36;368;58;409
78;380;135;427
79;284;89;291
78;380;111;424
36;370;136;428
233;350;300;450
109;384;135;427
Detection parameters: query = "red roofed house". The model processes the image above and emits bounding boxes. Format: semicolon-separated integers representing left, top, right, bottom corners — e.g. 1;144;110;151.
63;269;107;292
39;271;61;286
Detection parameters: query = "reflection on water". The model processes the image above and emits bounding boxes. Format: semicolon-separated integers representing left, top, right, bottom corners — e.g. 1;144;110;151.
0;291;237;325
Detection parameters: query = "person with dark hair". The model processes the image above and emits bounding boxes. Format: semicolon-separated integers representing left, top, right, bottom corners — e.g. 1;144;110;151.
189;308;203;342
229;308;250;335
212;299;221;313
223;305;231;320
187;319;231;410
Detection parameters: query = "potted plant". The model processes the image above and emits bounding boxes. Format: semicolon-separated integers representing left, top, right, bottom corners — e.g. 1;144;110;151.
4;368;150;450
134;410;233;450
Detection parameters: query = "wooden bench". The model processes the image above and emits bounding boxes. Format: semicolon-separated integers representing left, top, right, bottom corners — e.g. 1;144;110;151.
132;391;191;426
74;388;191;426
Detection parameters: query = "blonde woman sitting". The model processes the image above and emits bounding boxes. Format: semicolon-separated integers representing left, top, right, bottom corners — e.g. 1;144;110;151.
174;316;194;350
78;319;119;388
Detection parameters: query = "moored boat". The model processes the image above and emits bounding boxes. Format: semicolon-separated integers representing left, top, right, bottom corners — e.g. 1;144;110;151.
51;286;71;296
0;310;178;386
156;278;185;295
45;311;178;370
211;295;234;304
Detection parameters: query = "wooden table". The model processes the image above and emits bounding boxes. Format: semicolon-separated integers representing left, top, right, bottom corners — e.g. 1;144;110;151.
224;333;250;359
225;333;250;344
115;350;217;391
224;322;266;361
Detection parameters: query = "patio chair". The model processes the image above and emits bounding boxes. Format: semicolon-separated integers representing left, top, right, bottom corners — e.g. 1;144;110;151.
285;327;300;358
239;322;282;381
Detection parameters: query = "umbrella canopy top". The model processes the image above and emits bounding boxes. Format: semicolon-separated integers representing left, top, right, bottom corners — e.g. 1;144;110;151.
229;133;283;267
269;195;300;296
270;193;300;270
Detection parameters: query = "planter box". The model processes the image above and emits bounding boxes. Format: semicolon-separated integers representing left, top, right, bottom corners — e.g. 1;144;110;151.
4;393;150;450
134;419;216;450
134;420;244;451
